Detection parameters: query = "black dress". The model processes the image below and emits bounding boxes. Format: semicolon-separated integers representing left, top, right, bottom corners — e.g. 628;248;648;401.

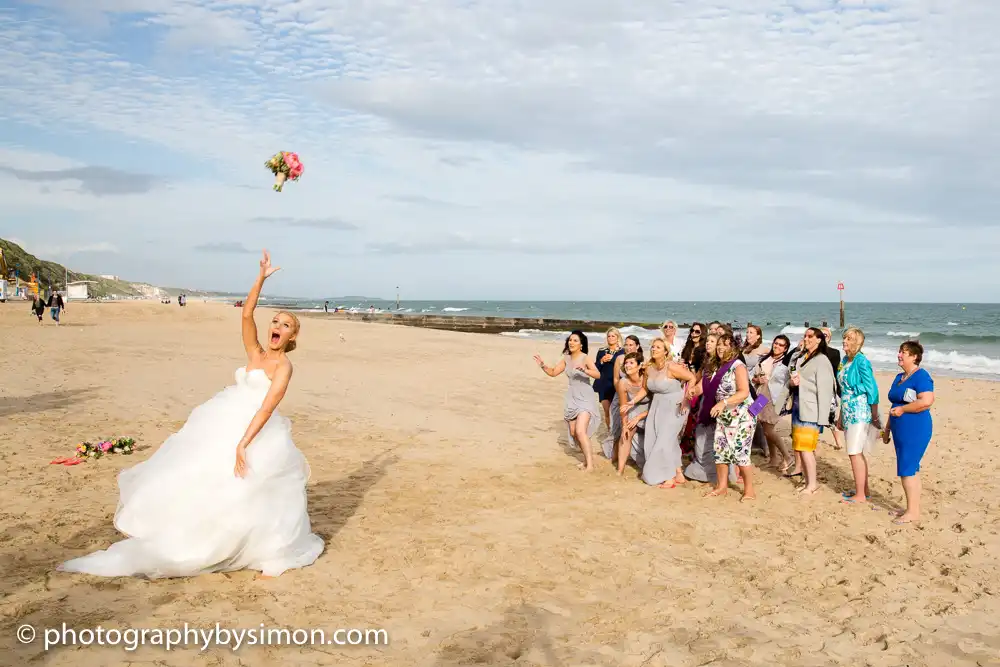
593;347;624;402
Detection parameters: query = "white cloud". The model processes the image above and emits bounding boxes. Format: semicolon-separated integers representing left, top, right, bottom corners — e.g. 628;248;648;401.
0;0;998;300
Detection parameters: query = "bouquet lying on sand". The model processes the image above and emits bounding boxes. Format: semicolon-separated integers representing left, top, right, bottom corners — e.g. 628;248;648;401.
50;437;136;465
265;151;304;192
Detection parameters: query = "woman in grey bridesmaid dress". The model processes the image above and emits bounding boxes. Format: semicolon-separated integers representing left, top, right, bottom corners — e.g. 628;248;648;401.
603;335;643;461
627;338;697;488
615;352;650;475
534;330;602;471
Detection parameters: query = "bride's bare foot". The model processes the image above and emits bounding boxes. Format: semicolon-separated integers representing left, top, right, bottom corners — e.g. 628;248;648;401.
740;493;756;503
577;462;593;472
704;488;727;498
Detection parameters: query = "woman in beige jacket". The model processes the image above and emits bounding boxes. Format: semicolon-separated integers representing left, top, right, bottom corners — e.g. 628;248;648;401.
788;327;836;495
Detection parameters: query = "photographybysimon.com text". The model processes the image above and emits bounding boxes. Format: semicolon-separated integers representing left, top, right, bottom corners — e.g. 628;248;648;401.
16;622;388;651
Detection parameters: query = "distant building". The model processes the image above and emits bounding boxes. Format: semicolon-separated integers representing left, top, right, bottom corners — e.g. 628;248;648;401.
130;283;164;299
98;274;119;280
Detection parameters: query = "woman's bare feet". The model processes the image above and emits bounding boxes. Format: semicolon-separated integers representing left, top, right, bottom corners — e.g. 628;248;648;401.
704;488;728;498
577;462;594;472
740;493;756;503
797;485;820;495
893;513;919;524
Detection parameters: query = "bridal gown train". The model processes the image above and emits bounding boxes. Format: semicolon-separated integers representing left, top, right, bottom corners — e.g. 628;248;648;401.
57;367;325;578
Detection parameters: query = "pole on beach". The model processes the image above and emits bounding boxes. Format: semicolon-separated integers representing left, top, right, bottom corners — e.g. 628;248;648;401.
838;281;845;328
396;286;399;310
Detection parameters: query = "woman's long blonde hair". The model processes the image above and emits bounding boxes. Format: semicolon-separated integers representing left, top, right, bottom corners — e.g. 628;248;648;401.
701;333;721;375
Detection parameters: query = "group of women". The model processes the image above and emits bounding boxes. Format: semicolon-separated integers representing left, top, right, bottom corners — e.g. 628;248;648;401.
534;320;935;524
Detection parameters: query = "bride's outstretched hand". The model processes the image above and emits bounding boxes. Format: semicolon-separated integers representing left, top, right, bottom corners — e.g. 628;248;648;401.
259;250;281;279
234;444;249;478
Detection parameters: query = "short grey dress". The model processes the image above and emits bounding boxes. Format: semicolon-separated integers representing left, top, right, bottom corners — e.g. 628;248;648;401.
563;354;601;440
621;378;651;466
640;365;687;486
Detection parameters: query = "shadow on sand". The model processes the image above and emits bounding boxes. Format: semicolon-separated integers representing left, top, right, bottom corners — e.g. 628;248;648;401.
0;388;95;418
432;602;610;666
308;449;399;543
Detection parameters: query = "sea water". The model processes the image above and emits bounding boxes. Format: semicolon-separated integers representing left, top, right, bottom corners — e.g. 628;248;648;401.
286;299;1000;380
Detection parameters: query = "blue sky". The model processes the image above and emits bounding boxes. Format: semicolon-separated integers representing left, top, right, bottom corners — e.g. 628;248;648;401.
1;0;998;301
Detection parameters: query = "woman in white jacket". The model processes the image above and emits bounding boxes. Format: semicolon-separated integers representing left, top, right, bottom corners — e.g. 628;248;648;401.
789;327;836;495
752;334;794;472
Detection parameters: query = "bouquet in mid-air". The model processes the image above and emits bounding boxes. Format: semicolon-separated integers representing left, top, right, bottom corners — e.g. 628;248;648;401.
265;151;304;192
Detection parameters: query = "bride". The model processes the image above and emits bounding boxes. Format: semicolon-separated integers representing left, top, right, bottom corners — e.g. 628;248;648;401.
58;250;324;579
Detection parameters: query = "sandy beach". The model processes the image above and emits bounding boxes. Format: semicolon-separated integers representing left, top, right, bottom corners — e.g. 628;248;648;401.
2;300;999;667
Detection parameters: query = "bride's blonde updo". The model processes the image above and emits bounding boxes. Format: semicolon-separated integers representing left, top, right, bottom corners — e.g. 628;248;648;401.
276;310;301;352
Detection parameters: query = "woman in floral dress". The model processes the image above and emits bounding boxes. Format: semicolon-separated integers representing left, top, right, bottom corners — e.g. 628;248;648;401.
706;333;758;502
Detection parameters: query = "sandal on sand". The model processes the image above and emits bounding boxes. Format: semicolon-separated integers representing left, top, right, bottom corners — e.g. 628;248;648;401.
842;491;871;500
49;458;70;465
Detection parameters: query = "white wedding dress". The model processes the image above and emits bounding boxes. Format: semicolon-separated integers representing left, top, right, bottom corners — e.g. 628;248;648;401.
57;367;325;578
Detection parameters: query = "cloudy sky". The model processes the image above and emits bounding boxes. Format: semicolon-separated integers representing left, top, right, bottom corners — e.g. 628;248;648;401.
1;0;997;301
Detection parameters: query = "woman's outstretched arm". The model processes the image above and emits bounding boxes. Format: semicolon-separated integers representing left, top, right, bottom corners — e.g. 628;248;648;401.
234;362;292;477
534;354;566;377
242;250;281;361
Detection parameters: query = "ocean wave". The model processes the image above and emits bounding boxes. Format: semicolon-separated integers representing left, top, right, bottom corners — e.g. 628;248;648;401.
887;331;1000;344
502;328;1000;378
863;346;1000;377
441;307;469;312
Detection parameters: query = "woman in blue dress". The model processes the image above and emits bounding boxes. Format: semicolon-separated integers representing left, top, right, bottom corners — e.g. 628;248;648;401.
882;341;935;525
593;328;625;428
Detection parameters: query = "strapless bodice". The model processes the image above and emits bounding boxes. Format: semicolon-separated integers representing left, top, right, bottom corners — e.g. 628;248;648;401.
235;367;273;393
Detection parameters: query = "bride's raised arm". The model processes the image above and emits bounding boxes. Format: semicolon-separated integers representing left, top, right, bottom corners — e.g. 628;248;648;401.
242;250;281;361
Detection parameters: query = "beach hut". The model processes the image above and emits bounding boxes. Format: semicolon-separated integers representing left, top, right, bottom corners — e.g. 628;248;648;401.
66;281;95;301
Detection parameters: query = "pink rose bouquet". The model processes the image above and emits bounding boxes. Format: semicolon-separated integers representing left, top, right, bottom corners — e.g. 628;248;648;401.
265;151;305;192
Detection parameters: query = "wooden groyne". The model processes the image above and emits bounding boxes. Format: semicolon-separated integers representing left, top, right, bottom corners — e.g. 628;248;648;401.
299;311;833;335
300;311;661;334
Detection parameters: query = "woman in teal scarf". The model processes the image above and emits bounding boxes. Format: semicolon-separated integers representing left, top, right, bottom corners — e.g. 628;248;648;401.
837;327;881;505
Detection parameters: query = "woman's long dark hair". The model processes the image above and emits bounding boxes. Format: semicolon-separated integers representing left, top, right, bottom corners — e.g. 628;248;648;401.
625;334;644;365
802;327;828;364
681;322;706;366
562;330;589;355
